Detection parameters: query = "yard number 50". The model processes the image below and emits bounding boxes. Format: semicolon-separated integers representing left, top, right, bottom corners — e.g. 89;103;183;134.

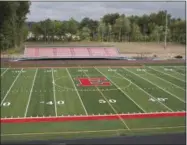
99;99;116;104
2;102;11;107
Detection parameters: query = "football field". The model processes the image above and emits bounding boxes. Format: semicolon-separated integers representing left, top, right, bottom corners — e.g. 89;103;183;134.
1;65;186;141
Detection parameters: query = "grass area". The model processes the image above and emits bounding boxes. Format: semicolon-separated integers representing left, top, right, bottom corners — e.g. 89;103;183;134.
1;65;186;142
1;117;185;142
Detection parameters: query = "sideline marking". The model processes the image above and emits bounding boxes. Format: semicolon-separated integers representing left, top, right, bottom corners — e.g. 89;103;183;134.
1;126;185;136
1;68;9;77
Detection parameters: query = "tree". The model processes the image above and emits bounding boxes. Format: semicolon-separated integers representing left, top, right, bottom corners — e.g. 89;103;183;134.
97;20;106;42
25;8;185;44
79;17;98;40
103;13;120;25
170;20;186;44
67;18;79;35
149;26;160;42
30;23;41;40
79;17;90;29
0;2;30;50
15;2;30;45
113;15;131;41
107;24;112;42
131;23;142;41
81;27;91;40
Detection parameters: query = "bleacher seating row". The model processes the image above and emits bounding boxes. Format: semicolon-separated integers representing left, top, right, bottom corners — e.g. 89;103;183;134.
24;47;120;58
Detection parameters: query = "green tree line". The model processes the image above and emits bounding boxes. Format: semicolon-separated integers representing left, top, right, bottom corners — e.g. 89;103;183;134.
0;1;30;51
28;11;185;44
0;2;185;51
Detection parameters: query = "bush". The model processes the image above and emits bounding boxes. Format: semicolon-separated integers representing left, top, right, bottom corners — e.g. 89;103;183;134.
174;55;183;59
153;54;157;58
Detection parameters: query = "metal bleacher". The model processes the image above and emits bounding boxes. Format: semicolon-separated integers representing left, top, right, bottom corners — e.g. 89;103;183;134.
23;46;121;59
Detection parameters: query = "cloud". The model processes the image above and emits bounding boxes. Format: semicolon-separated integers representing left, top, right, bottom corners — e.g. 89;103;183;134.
27;1;185;22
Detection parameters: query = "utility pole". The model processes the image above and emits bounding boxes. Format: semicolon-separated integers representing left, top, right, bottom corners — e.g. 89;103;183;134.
45;22;47;44
164;10;167;49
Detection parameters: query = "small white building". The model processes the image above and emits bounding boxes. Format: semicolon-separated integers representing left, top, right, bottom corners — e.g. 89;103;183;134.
27;32;35;40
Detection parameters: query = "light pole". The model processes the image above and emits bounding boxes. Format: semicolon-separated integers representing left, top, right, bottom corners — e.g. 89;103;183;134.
164;10;168;49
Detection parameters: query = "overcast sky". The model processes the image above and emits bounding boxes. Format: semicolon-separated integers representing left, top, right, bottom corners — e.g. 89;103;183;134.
27;1;185;22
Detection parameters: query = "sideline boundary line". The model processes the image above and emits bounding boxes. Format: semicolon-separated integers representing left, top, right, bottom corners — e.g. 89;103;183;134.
0;66;143;69
1;126;185;137
1;68;9;77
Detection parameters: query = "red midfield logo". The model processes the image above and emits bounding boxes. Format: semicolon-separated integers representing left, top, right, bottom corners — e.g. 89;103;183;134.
76;77;111;87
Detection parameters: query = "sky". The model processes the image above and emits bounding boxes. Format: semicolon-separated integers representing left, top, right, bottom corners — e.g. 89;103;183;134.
27;1;186;22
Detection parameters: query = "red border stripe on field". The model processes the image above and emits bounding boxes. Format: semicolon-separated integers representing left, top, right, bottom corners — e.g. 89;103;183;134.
1;112;186;124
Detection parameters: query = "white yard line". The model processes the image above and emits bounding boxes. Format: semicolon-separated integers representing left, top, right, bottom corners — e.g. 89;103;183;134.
52;68;57;117
24;68;38;117
149;67;185;82
161;66;185;76
174;66;186;71
119;68;174;112
1;68;9;77
66;68;88;115
1;126;185;136
81;67;130;130
173;70;185;76
145;71;185;91
95;67;146;113
125;69;185;103
96;87;129;130
1;69;23;105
